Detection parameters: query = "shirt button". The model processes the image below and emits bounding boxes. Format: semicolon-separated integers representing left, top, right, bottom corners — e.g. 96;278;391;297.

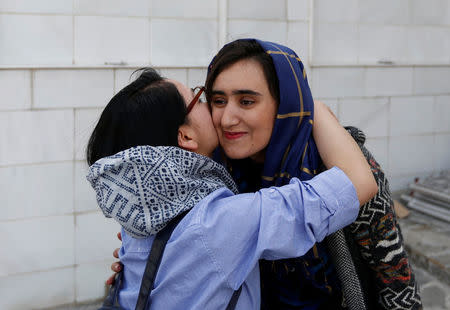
269;188;275;193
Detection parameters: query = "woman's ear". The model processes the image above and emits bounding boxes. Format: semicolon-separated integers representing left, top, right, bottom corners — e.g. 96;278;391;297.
178;124;199;152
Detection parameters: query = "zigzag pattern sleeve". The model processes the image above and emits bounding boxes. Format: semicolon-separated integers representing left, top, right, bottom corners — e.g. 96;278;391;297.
347;127;422;310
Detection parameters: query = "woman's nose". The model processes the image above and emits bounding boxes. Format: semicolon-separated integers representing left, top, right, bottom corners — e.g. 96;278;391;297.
220;101;240;128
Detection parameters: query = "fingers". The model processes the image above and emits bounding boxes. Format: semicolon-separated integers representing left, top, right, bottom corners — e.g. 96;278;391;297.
106;261;122;285
111;261;122;272
113;248;119;259
106;236;123;286
106;273;116;285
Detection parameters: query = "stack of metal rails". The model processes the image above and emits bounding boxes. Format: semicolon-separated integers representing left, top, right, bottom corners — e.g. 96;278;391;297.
401;170;450;223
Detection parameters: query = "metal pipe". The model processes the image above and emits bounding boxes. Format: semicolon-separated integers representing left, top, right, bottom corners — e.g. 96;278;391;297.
409;183;450;204
412;192;450;210
401;195;450;223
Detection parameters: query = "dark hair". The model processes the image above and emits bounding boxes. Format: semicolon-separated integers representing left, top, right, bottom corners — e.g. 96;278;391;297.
205;39;279;104
86;68;187;166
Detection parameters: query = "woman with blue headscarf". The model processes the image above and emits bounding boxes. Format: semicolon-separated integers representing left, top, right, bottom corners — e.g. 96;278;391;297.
205;39;421;309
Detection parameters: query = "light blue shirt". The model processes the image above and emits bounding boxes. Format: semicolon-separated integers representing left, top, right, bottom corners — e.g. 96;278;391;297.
118;167;359;309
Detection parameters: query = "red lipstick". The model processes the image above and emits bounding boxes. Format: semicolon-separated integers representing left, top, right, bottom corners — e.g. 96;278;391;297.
224;131;246;140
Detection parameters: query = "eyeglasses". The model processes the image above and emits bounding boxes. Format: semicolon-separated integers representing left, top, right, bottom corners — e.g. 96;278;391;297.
187;86;205;114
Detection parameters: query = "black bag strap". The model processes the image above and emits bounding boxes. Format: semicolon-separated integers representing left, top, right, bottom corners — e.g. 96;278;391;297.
135;210;243;310
225;285;243;310
135;210;189;310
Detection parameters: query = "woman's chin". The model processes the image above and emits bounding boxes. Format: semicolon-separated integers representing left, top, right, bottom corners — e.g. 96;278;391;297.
223;148;250;160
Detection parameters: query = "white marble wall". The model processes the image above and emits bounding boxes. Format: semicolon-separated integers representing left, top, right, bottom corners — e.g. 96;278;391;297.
310;0;450;190
0;0;449;308
312;0;450;65
312;66;450;190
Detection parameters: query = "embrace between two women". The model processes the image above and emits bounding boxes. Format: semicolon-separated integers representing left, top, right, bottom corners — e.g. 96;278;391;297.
86;39;421;310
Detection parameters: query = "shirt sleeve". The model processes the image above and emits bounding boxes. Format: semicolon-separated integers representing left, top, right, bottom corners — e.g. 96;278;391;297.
196;166;359;289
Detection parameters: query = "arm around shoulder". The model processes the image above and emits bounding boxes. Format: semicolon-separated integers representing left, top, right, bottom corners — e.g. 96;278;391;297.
197;172;360;287
312;100;378;206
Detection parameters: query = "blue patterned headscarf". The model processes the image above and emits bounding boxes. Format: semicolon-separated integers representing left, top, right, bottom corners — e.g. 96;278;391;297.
255;39;320;186
255;39;340;307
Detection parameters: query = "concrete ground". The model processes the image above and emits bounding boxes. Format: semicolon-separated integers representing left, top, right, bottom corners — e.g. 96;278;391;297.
399;210;450;310
413;263;450;310
45;210;450;310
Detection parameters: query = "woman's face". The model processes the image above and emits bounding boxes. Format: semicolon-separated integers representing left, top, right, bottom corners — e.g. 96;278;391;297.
169;79;219;157
210;59;278;161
